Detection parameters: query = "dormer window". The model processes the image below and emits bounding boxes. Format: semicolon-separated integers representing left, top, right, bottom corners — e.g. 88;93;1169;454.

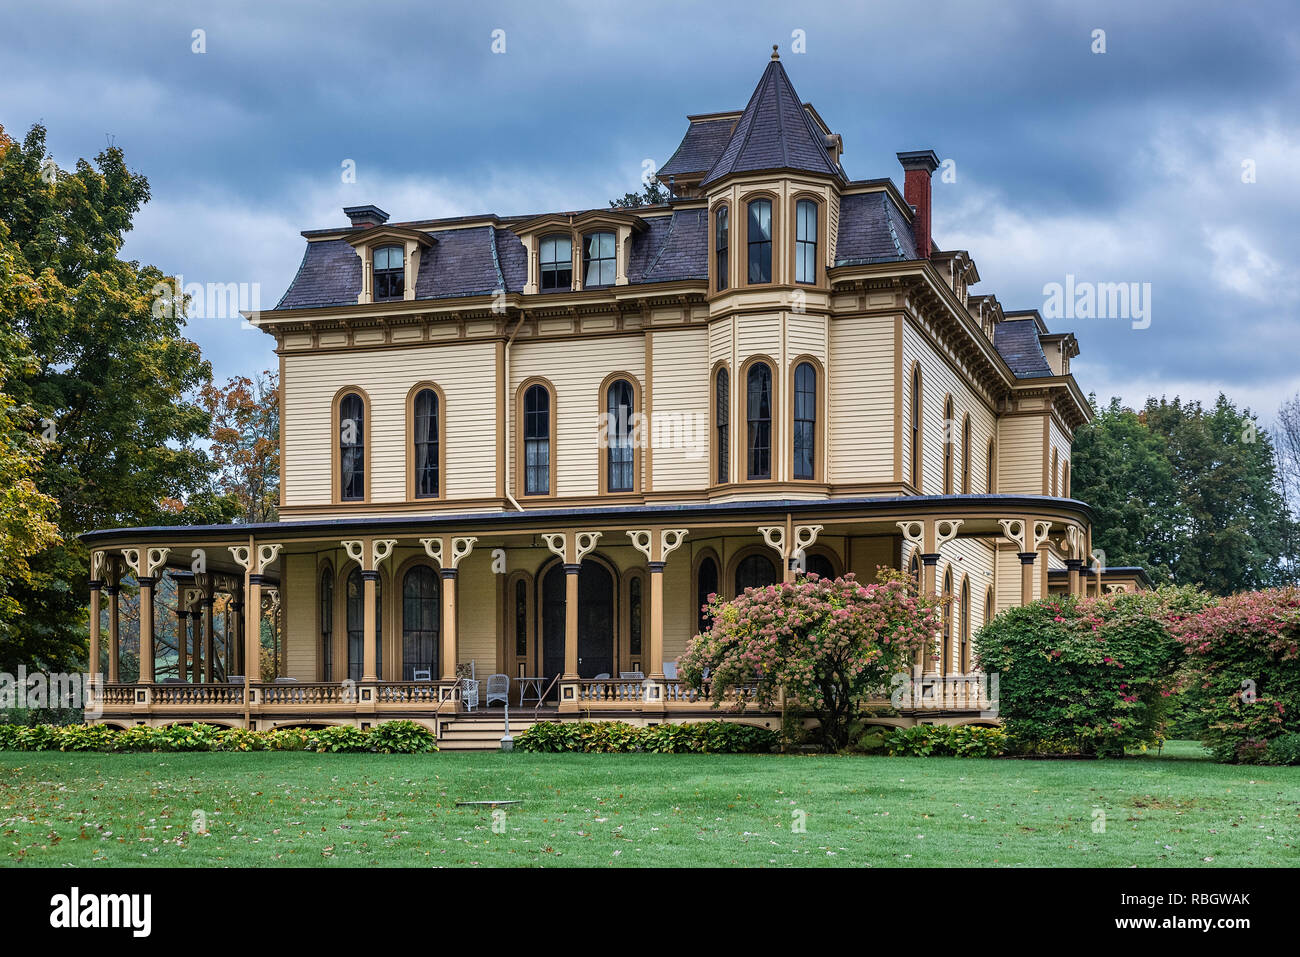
540;234;572;291
583;232;616;288
373;245;404;301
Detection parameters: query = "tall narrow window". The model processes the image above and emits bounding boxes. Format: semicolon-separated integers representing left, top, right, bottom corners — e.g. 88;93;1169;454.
540;234;572;291
714;206;729;291
793;361;816;480
413;388;439;498
747;199;772;284
987;440;996;494
942;569;953;675
583;231;616;287
746;362;772;480
960;578;971;672
696;557;719;636
346;568;364;683
523;384;551;495
1051;450;1059;496
909;367;922;489
715;367;729;484
373;245;404;300
339;392;365;501
795;199;818;284
943;396;954;494
961;414;972;493
606;378;634;492
1063;461;1070;497
402;566;439;681
629;575;643;658
319;568;333;681
514;578;528;658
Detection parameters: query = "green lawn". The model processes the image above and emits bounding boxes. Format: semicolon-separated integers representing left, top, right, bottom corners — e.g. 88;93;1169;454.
1;742;1296;867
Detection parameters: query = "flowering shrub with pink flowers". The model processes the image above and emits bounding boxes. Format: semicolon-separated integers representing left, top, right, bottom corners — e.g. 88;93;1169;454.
1169;587;1300;763
679;569;939;752
974;588;1204;756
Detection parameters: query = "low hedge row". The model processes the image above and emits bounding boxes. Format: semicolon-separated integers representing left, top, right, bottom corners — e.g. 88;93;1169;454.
515;720;778;753
0;720;438;754
851;723;1008;758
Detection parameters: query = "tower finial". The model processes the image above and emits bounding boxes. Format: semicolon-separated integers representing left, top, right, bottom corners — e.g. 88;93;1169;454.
771;44;780;60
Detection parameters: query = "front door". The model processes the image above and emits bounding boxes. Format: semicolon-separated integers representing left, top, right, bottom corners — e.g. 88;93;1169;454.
541;560;615;688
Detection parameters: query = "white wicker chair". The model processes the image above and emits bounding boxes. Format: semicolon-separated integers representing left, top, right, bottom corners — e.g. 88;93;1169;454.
486;673;510;707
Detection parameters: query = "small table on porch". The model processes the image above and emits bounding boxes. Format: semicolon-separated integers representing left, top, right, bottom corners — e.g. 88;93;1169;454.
516;676;548;707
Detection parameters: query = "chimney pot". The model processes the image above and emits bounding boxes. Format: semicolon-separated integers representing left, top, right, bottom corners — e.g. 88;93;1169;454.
896;150;940;260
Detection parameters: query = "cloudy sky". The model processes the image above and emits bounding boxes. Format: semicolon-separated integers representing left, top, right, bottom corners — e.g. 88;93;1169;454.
3;0;1296;419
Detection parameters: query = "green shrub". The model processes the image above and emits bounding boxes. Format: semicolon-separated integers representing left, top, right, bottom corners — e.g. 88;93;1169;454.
305;725;371;752
1263;733;1300;766
369;720;437;754
975;589;1198;756
515;720;776;754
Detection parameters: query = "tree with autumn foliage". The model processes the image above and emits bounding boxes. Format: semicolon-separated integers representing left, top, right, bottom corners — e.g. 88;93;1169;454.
680;570;940;752
198;372;280;523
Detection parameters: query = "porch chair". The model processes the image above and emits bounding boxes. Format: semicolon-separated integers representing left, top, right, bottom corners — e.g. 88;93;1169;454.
412;669;431;682
486;673;510;707
456;661;480;711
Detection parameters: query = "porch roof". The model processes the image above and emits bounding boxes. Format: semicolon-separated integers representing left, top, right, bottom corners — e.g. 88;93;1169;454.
80;494;1095;546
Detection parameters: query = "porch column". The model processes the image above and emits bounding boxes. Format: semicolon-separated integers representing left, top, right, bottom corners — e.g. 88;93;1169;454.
201;596;215;682
648;563;665;679
88;578;102;681
230;598;243;675
563;564;580;680
440;568;458;681
1018;553;1037;607
138;576;156;684
362;570;379;682
175;601;188;682
245;575;263;681
920;553;940;597
188;611;201;683
106;584;121;683
1065;559;1084;597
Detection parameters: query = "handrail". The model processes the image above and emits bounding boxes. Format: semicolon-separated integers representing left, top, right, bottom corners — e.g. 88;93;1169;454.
533;674;561;720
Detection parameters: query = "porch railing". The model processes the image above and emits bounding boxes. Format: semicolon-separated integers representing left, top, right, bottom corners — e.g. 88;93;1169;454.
259;682;349;706
152;683;245;706
575;678;647;703
375;682;441;705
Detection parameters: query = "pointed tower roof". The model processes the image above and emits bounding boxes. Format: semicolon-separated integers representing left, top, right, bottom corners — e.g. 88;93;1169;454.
701;47;845;187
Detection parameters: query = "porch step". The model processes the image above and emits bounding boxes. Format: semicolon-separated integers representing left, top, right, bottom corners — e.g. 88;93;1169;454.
438;714;543;751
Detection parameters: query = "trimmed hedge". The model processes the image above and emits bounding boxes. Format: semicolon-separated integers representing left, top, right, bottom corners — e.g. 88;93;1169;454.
515;720;778;754
0;720;437;754
878;724;1007;758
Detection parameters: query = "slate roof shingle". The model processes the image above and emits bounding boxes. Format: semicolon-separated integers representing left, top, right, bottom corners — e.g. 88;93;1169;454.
658;116;738;178
835;191;918;265
993;319;1055;378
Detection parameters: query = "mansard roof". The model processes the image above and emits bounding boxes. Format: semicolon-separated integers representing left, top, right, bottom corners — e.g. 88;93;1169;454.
994;316;1055;378
699;55;845;187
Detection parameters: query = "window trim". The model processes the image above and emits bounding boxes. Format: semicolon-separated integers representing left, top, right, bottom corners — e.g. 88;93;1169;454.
332;386;372;505
318;560;334;682
539;232;575;292
597;372;642;496
961;413;972;494
1051;449;1059;497
1063;460;1070;498
395;557;440;683
789;193;824;286
622;567;647;672
942;567;954;676
987;439;997;494
959;575;971;673
743;192;778;286
372;243;405;302
405;382;447;502
515;377;557;499
725;545;781;600
692;547;722;636
581;230;618;289
740;355;777;482
787;355;824;483
505;570;534;680
712;203;730;293
710;361;731;487
943;394;955;495
908;363;923;492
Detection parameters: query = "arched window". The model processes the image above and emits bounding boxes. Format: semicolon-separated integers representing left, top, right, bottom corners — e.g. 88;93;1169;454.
339;392;365;501
909;366;922;489
985;587;995;636
942;568;953;675
960;577;971;672
401;565;439;680
943;395;955;494
801;553;835;580
373;245;404;300
746;362;773;480
583;231;616;287
540;234;572;291
345;568;381;683
961;414;972;494
746;198;772;284
696;557;719;636
795;199;817;284
909;550;922;588
987;440;996;494
513;578;528;659
735;553;778;595
715;366;730;484
605;378;635;492
523;384;551;495
412;388;440;498
793;361;816;480
319;567;333;681
714;206;729;292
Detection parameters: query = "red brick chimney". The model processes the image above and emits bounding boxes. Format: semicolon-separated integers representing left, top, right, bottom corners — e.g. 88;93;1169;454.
896;150;940;260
